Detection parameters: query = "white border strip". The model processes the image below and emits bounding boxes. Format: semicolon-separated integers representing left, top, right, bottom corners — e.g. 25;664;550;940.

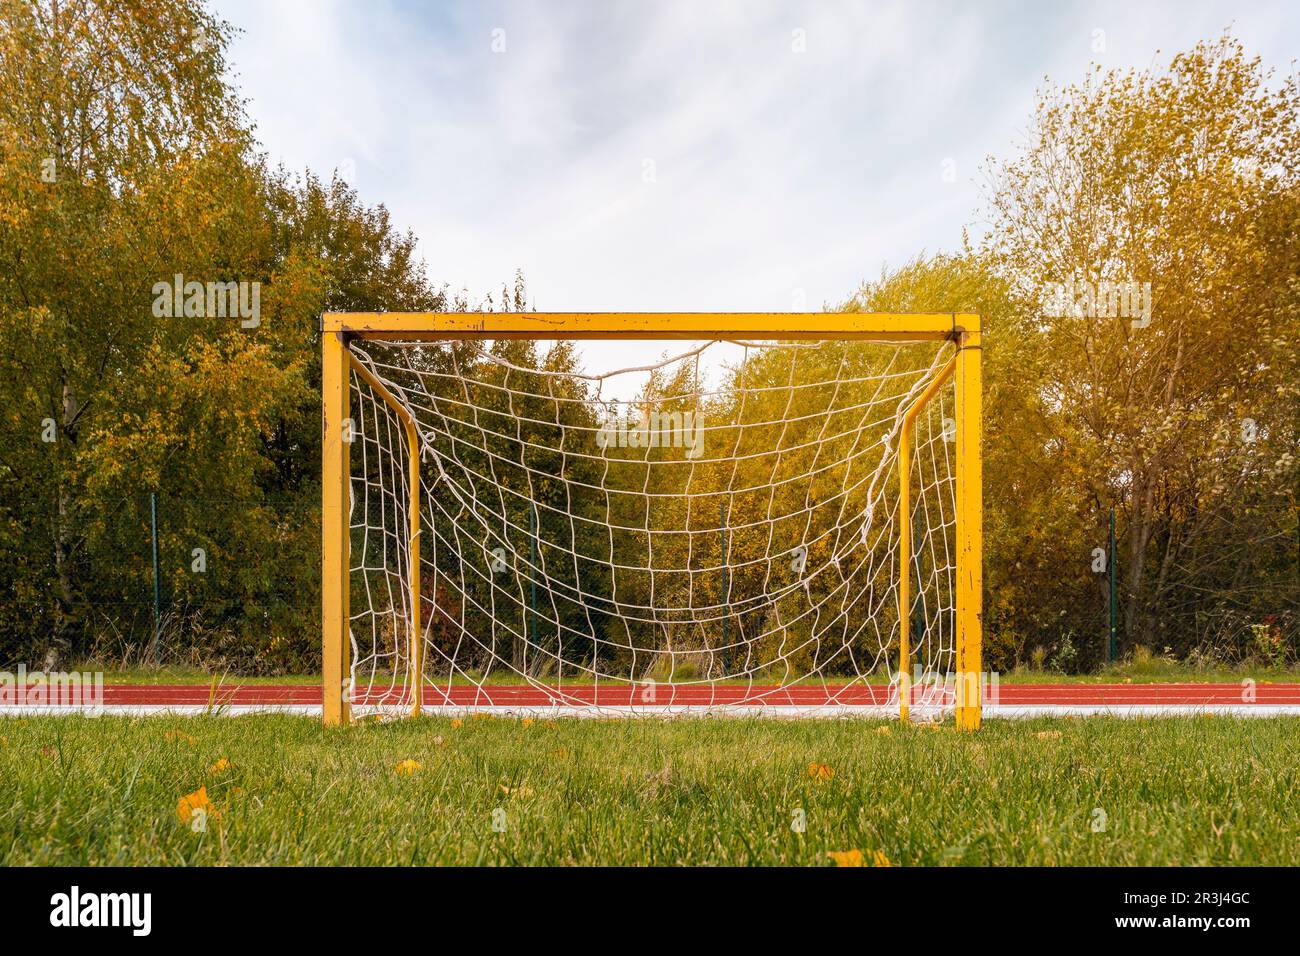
4;703;1300;718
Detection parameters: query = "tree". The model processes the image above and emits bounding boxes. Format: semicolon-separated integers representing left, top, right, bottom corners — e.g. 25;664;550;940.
835;253;1095;669
0;1;448;669
981;35;1300;656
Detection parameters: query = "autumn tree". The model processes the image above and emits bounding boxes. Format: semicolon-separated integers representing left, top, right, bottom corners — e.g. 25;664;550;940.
0;0;446;668
981;35;1300;657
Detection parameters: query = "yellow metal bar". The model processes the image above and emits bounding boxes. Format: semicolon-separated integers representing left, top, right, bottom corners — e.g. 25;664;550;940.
321;312;975;341
347;354;424;718
897;351;959;722
954;327;983;730
321;332;351;726
322;311;981;727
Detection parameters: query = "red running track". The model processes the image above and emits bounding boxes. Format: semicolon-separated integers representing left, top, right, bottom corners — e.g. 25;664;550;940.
9;682;1299;707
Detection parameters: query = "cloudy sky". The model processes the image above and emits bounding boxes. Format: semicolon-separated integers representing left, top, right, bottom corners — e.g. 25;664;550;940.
212;0;1297;321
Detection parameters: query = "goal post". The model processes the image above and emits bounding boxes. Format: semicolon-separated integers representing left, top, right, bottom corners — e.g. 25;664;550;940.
320;312;982;728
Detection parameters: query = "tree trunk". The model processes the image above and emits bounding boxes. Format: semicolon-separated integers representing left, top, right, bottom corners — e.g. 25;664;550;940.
1124;469;1156;651
50;381;80;669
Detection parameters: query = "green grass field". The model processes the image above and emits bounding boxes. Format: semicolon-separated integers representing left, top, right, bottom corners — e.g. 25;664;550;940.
2;714;1296;866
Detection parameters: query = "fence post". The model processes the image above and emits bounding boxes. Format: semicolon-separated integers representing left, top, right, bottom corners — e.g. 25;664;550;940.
1108;506;1118;663
149;492;162;664
529;502;538;658
720;499;729;676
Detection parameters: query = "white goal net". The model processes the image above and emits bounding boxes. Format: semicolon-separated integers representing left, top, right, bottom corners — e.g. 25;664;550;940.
344;335;957;716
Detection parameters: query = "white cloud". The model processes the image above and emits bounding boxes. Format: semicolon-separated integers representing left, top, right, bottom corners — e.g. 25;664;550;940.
215;0;1299;322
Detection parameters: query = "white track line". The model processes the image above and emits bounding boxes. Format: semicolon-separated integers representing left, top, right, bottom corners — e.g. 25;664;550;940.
4;704;1300;718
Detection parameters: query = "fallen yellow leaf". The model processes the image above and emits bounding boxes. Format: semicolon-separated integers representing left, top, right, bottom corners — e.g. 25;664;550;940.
176;785;216;824
395;758;422;775
827;848;893;867
807;762;834;782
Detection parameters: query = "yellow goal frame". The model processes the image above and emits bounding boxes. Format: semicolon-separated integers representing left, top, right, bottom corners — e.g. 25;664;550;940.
320;312;982;729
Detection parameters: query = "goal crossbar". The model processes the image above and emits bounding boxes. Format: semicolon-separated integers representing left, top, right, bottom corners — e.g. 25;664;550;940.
322;311;973;341
321;313;982;729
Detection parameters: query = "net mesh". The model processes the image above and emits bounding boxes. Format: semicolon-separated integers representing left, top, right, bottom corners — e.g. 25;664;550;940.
346;336;956;716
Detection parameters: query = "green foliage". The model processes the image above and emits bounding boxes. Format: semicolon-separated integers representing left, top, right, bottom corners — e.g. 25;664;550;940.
0;1;443;669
